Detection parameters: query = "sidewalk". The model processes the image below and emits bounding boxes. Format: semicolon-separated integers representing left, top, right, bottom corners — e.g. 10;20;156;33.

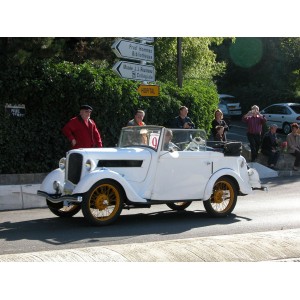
1;228;300;262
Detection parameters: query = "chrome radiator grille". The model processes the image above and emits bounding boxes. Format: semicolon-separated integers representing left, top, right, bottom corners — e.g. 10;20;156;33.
67;153;83;184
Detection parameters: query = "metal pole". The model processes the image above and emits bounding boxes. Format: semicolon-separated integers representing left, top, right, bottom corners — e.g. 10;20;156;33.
177;37;183;88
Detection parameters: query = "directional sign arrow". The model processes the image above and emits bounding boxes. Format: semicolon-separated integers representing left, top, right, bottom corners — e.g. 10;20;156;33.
111;39;154;63
112;61;155;82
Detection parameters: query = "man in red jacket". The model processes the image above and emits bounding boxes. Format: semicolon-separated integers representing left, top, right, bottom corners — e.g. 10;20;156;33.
62;104;103;149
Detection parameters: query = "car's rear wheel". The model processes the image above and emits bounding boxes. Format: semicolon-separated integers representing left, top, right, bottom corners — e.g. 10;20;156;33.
203;177;237;217
82;179;124;226
46;200;81;217
166;201;192;211
282;122;291;134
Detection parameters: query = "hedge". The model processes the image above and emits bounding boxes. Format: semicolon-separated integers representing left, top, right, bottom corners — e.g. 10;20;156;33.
0;59;219;174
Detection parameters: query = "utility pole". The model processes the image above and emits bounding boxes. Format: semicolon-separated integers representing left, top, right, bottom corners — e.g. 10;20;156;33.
177;37;183;88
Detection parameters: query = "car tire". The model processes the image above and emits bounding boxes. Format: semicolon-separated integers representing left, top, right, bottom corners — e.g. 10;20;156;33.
282;122;291;135
46;200;81;217
82;179;124;226
203;176;237;217
166;201;192;211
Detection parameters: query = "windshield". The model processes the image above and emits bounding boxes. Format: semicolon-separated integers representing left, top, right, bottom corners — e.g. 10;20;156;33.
118;126;209;152
118;126;163;150
162;128;208;151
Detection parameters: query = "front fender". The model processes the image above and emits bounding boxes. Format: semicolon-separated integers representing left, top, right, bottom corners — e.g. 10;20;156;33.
39;168;65;194
203;168;252;200
73;169;147;203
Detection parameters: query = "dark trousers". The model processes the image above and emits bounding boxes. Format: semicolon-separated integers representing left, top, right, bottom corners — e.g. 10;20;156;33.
247;133;261;162
291;148;300;167
261;149;280;166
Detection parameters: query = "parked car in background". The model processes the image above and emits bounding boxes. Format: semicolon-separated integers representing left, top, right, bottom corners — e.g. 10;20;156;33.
218;102;231;127
260;103;300;134
219;94;242;117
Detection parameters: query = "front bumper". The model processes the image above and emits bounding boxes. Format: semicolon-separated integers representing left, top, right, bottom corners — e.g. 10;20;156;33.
37;190;83;204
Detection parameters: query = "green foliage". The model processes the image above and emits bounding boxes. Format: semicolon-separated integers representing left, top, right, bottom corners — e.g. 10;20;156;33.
214;37;300;112
154;37;226;83
0;59;218;174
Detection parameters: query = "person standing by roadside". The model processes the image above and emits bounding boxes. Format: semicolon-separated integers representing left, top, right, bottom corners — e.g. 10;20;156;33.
172;106;195;129
127;109;146;126
62;104;102;149
261;124;280;169
211;109;229;141
242;105;266;162
286;123;300;171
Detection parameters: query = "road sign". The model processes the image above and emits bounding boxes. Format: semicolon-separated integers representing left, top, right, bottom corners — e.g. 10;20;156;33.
112;61;155;82
137;84;159;97
111;39;154;63
133;37;154;43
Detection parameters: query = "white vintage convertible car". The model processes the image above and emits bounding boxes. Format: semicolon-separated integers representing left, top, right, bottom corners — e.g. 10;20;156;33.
37;126;265;226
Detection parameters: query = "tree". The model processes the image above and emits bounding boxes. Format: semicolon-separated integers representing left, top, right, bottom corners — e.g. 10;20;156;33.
213;37;300;111
154;37;226;84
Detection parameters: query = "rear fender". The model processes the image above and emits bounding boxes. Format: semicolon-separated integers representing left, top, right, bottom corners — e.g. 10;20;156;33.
203;168;252;200
73;169;147;203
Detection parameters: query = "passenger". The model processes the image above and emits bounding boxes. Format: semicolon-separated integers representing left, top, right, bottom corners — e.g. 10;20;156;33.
286;123;300;171
261;124;280;169
211;109;229;141
62;104;102;149
214;125;226;142
127;109;146;126
242;105;266;162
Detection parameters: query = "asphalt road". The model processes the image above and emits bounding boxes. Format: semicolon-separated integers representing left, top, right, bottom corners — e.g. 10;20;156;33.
227;119;287;143
1;175;300;256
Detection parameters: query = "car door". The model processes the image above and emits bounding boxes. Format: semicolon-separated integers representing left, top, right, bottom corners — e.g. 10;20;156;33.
262;105;284;127
151;150;213;201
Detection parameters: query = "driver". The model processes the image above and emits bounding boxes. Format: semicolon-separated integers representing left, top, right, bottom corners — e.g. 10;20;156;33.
163;129;180;152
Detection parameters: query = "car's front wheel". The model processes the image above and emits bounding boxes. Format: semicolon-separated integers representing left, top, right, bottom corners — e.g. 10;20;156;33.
46;200;81;217
166;202;192;211
203;177;237;217
82;179;124;226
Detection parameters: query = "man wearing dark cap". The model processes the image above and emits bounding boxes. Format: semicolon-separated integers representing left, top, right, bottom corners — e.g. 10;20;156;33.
62;104;102;149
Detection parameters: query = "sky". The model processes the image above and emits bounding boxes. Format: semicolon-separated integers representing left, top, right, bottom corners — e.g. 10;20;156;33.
1;1;299;37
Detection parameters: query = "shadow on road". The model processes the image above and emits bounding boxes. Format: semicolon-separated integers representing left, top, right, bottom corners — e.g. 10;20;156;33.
0;208;246;250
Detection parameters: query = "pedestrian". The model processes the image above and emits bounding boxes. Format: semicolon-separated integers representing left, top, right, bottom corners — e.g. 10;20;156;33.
242;105;267;162
172;106;195;129
261;124;280;169
127;109;146;126
211;109;228;141
286;123;300;171
62;104;102;149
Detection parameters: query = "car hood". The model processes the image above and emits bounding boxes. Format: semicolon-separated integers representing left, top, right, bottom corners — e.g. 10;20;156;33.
68;147;152;183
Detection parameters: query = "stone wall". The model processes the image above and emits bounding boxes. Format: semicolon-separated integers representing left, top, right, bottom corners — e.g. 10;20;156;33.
0;173;47;211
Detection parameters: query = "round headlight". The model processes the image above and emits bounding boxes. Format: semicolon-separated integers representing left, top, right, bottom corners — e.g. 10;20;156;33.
85;159;96;172
59;157;66;170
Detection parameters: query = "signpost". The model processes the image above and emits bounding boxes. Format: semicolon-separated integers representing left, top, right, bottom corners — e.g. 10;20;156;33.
112;61;155;82
112;39;154;63
111;37;158;94
137;84;159;97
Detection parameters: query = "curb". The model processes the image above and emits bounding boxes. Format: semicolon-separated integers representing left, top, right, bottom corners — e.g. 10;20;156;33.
1;229;300;262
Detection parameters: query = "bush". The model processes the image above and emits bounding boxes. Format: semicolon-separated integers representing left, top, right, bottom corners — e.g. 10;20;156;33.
0;59;219;173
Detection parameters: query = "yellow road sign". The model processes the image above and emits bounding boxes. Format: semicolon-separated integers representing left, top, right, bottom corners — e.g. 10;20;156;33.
137;85;159;97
